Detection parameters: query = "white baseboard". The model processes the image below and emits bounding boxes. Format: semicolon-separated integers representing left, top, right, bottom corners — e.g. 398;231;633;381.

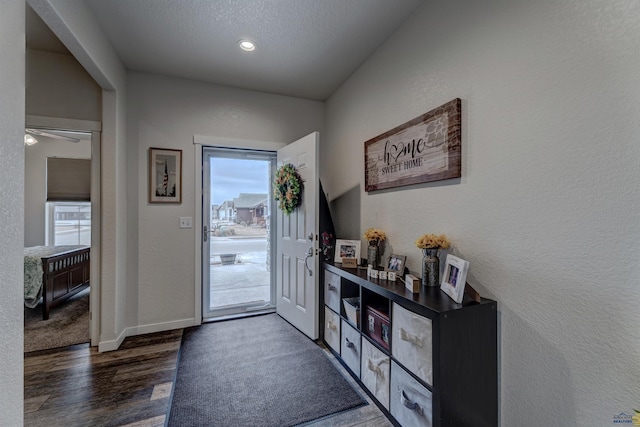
98;328;127;352
97;318;199;352
127;318;199;336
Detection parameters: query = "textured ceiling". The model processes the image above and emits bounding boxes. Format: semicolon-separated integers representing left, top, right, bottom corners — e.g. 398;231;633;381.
73;0;425;100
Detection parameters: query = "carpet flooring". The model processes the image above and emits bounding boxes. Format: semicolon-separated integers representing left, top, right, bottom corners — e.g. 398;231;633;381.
24;288;90;353
167;314;367;427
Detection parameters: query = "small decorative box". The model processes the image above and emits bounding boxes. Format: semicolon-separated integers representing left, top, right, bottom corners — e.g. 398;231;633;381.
405;274;420;293
366;305;390;350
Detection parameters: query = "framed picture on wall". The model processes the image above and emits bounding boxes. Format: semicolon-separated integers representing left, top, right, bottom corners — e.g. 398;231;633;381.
364;98;462;192
149;147;182;204
334;239;361;265
440;254;469;304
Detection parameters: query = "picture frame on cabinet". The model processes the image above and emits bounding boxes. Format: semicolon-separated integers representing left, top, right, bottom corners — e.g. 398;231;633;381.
334;239;361;265
440;254;469;304
386;254;406;274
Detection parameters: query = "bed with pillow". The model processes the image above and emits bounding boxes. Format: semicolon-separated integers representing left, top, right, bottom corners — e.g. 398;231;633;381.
24;245;90;320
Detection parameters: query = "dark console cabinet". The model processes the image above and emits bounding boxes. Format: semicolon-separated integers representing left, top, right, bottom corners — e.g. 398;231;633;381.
322;262;498;427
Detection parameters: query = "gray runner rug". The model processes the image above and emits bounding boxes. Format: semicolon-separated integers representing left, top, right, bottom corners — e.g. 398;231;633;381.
167;314;366;426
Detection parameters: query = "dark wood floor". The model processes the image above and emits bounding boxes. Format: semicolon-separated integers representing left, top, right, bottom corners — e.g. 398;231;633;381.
24;326;390;427
24;329;182;427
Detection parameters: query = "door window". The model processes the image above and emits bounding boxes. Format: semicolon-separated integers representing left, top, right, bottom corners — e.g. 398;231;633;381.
202;148;276;320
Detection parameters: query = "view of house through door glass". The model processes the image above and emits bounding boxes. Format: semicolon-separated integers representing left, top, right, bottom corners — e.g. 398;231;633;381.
203;148;276;320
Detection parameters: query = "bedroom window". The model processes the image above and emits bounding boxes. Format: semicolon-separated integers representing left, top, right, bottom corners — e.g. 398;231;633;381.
45;202;91;246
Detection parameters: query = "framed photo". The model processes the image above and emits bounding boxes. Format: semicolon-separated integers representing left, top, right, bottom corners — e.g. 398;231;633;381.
365;98;461;192
334;239;361;265
149;147;182;204
386;254;406;274
440;254;469;304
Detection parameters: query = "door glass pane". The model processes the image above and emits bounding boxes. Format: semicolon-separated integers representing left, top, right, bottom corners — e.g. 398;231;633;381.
207;154;274;315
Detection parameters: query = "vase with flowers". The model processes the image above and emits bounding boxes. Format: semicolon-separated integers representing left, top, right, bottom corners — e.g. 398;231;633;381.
363;228;386;267
321;231;334;261
415;233;451;287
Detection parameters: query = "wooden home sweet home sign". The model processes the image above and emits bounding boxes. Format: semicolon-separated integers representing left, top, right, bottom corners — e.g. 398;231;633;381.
364;98;461;192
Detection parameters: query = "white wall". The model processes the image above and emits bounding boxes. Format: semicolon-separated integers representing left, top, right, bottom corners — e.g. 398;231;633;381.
24;138;91;247
125;72;325;330
324;0;640;425
29;0;129;351
0;2;25;424
23;43;97;247
26;49;101;121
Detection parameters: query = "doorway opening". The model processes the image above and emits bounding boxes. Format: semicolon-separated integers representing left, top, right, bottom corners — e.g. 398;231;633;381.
23;127;96;351
202;147;276;320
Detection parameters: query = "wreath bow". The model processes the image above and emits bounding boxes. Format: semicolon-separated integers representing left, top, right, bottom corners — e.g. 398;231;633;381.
274;164;303;214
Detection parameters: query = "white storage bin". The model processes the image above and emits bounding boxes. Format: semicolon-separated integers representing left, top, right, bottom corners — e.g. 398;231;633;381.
390;361;433;427
340;319;361;378
342;296;360;327
361;338;390;410
392;302;433;386
324;270;341;313
324;306;341;353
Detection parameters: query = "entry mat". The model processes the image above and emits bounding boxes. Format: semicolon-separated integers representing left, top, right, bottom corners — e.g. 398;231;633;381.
167;313;367;426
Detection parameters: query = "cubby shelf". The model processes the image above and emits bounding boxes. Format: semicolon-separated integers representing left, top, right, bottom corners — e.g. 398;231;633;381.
321;261;498;427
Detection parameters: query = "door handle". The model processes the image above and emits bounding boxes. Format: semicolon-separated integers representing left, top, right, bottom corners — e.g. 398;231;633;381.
203;225;208;242
304;247;313;277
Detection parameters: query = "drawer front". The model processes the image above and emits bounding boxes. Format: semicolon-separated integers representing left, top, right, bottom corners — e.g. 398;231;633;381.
324;270;341;313
324;306;341;353
361;338;390;410
390;361;433;427
391;303;433;386
340;319;361;378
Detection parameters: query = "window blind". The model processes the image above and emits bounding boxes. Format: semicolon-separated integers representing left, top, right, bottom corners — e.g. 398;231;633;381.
46;157;91;201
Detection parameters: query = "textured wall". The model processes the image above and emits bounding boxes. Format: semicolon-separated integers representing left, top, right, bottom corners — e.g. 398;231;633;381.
0;1;25;424
126;72;325;328
324;0;640;424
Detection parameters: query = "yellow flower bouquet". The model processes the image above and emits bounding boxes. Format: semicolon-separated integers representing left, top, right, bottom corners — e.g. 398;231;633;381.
364;228;386;267
415;233;451;249
363;228;386;243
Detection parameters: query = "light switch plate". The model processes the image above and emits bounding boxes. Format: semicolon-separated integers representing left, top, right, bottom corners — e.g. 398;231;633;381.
179;217;192;229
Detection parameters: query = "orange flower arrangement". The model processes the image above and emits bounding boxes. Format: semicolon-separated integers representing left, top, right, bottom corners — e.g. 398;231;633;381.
363;228;386;243
415;233;450;249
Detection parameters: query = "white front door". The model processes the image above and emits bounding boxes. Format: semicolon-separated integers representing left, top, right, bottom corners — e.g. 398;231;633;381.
276;132;319;339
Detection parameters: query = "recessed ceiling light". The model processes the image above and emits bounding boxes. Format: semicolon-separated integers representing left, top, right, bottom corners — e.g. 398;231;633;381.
24;134;37;146
238;39;256;52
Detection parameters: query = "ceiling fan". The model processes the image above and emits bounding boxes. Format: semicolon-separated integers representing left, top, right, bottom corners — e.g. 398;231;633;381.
25;128;81;144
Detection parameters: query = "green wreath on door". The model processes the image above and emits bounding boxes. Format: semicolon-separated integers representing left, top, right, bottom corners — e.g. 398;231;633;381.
274;164;303;215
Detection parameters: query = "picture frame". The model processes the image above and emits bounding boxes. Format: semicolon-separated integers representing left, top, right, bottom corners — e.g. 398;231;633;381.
149;147;182;204
386;254;406;274
334;239;361;265
440;254;469;304
364;98;461;192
